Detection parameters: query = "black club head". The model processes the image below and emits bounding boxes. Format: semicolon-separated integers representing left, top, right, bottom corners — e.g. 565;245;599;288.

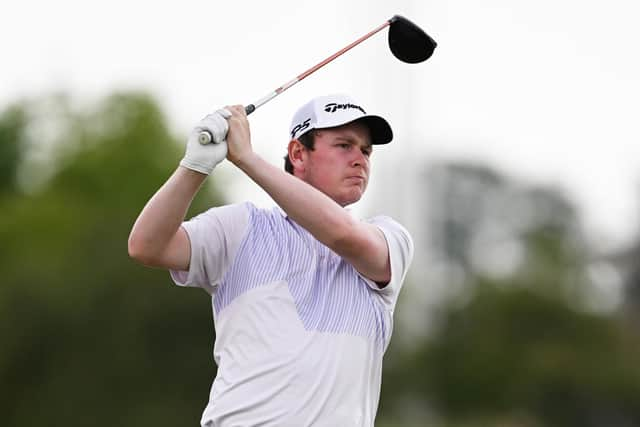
388;15;437;63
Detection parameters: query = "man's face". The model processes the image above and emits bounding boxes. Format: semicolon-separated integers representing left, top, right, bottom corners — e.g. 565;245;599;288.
298;121;373;207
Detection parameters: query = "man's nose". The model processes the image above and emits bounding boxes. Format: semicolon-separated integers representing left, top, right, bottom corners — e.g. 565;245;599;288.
351;149;368;167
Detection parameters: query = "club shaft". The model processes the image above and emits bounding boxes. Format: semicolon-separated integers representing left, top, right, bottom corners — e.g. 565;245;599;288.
199;18;392;144
247;19;392;114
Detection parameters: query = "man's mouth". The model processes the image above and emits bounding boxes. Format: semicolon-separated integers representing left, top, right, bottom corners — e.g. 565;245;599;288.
346;176;365;182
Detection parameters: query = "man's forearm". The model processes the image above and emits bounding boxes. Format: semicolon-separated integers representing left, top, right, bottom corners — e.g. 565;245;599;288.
128;167;207;263
235;153;358;249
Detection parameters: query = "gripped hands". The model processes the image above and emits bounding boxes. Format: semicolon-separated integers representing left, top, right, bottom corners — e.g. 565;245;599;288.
224;105;254;168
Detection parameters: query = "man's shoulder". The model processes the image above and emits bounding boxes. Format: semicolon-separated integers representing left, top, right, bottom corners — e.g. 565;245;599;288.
364;215;414;252
364;214;407;231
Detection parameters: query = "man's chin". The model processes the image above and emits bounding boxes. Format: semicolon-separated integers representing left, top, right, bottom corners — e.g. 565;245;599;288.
337;189;365;207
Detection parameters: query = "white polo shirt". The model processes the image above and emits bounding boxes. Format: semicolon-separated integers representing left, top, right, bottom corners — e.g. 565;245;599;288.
171;202;414;427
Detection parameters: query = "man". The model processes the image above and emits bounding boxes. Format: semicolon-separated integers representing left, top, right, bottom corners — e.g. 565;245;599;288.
128;94;414;426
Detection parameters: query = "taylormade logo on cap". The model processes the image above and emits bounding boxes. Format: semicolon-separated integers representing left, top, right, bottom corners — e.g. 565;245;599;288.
323;103;366;114
289;94;394;145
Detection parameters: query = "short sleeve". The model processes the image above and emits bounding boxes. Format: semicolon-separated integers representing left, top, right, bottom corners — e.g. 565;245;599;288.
170;202;251;294
361;216;414;307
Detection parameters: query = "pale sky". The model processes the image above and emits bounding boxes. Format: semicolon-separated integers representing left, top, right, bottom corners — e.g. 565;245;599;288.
2;0;639;251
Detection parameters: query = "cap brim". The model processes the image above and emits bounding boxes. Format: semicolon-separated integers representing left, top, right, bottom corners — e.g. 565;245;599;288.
357;115;393;145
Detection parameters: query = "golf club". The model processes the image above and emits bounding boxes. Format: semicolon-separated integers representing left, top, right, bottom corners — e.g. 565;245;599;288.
198;14;436;144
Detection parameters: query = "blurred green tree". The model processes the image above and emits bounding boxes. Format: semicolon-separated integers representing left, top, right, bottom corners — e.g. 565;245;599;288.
0;92;224;427
405;280;640;427
0;105;27;195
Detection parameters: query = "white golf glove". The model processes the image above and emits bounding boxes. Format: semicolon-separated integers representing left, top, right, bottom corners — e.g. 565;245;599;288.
179;108;231;175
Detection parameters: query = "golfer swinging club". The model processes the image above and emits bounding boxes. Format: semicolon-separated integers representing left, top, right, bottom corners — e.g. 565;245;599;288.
128;94;414;426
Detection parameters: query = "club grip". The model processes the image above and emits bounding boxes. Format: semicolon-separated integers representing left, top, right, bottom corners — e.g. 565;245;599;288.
197;104;256;145
198;131;214;145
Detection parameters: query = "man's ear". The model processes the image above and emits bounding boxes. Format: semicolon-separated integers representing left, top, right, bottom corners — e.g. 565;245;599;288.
288;139;306;174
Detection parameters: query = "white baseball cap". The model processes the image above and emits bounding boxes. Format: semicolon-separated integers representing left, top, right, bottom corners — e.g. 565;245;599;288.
289;94;393;144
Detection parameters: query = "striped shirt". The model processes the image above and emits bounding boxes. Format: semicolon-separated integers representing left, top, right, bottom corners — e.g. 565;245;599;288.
171;202;413;427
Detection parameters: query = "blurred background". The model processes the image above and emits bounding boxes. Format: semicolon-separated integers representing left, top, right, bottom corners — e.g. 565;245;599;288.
2;1;639;426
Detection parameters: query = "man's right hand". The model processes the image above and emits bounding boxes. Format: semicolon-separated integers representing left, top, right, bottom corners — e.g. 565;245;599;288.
180;109;231;175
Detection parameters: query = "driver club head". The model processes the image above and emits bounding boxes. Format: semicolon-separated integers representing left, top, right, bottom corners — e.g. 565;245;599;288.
388;15;437;63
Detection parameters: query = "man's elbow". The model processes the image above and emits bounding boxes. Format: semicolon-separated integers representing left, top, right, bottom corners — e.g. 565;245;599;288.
127;233;156;266
332;224;391;283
